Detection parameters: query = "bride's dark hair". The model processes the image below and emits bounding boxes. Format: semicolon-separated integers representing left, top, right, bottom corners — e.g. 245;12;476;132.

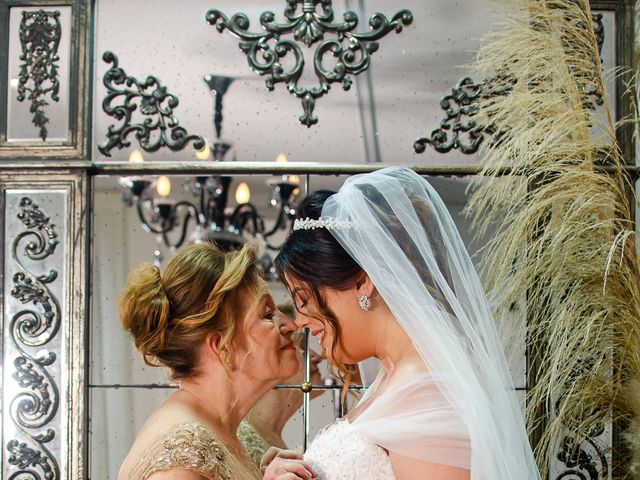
275;190;362;393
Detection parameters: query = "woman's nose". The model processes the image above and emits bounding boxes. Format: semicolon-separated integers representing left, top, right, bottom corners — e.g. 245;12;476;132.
295;311;311;329
278;312;298;335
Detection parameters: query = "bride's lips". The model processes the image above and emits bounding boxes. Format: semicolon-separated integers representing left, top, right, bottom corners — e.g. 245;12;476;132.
310;328;326;345
280;342;296;351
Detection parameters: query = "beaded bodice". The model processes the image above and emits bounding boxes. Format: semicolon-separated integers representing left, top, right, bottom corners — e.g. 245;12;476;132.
237;420;272;466
127;422;259;480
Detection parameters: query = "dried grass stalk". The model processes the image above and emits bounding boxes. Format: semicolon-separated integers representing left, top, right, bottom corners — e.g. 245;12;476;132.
465;0;640;476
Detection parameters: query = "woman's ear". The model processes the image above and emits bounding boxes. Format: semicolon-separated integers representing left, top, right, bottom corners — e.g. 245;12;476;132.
203;332;229;366
355;274;376;298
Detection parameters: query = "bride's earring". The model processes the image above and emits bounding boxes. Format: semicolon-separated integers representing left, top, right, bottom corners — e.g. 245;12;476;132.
358;293;372;311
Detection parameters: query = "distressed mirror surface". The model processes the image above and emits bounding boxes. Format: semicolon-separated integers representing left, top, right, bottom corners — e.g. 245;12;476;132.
92;0;499;166
83;1;622;479
89;171;529;477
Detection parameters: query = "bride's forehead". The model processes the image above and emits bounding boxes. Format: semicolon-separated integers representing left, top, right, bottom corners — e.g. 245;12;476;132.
284;275;311;293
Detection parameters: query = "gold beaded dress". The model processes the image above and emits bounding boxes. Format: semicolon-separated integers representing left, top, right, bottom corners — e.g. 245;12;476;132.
127;422;260;480
237;420;272;467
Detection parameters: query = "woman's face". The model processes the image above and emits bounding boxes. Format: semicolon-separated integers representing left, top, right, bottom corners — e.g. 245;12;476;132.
287;277;370;365
236;280;299;383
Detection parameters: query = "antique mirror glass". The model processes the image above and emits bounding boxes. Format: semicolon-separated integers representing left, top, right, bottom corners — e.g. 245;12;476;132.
88;0;619;478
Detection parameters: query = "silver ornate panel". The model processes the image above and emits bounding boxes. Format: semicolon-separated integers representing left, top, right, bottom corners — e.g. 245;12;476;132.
0;0;93;159
0;174;87;480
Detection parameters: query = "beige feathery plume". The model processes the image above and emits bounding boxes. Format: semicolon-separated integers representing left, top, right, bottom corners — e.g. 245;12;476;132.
465;0;640;477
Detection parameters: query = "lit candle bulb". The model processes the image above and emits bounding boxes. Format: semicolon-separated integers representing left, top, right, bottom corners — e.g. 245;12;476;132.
128;148;144;163
195;143;211;160
156;176;171;197
275;153;288;163
235;182;251;204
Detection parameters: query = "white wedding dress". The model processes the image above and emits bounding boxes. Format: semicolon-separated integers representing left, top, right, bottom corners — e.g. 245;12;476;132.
295;167;539;479
304;371;470;480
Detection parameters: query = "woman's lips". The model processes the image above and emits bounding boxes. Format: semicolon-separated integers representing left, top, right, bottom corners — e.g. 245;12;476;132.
280;342;295;350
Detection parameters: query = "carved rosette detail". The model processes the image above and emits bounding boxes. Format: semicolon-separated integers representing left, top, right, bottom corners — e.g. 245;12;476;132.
207;0;413;127
98;51;205;156
6;197;61;480
17;10;62;141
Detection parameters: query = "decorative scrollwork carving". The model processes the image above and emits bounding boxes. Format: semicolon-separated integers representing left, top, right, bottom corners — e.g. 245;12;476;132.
552;355;609;480
7;438;58;480
98;51;205;156
207;1;413;127
6;196;61;480
416;12;605;155
414;75;515;155
555;434;607;480
11;354;58;429
17;10;62;141
592;13;604;56
16;197;58;260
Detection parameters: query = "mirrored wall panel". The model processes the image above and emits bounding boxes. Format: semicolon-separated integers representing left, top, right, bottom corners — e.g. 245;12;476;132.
90;170;528;477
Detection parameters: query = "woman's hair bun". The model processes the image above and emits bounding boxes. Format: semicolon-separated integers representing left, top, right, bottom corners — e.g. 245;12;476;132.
119;263;171;366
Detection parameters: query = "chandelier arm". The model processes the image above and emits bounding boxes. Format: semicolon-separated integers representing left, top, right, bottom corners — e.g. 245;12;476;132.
263;205;286;238
135;196;170;234
174;201;201;224
265;240;285;251
230;203;260;232
160;202;198;249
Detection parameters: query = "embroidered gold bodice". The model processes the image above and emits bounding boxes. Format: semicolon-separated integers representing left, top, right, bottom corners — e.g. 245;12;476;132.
127;422;259;480
237;420;272;466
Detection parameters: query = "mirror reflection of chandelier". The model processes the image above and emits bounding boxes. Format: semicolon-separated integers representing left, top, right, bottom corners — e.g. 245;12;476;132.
118;76;301;276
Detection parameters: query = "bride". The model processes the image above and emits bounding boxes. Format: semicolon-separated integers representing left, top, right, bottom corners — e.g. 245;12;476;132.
274;167;540;479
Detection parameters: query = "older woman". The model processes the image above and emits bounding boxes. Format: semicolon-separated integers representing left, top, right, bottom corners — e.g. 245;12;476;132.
117;242;316;480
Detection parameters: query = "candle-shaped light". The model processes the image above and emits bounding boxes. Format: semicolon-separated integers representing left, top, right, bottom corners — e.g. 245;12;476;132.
128;148;144;163
235;182;251;204
275;153;288;163
195;143;211;160
157;176;171;197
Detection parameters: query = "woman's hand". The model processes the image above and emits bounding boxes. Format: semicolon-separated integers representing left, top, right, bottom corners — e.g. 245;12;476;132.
261;447;317;480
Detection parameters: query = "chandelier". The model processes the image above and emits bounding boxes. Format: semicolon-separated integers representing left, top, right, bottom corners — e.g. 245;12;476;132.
119;76;301;276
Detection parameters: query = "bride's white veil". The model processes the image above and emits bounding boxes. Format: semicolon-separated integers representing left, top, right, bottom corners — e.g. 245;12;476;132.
322;167;540;479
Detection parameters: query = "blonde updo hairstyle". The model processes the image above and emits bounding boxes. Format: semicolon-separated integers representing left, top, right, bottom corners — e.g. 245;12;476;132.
119;242;260;379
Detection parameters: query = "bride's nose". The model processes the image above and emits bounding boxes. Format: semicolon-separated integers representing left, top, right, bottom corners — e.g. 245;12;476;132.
295;311;312;329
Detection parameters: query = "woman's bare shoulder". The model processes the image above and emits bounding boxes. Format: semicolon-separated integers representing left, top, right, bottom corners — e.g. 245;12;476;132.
118;394;228;480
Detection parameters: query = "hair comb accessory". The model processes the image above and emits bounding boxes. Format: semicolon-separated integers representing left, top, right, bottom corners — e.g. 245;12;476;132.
293;217;355;231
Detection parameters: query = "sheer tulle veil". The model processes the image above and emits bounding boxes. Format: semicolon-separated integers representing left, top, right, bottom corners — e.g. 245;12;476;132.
321;167;540;479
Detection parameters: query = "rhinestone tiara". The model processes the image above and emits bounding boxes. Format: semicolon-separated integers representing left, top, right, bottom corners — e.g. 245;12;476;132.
293;217;355;231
